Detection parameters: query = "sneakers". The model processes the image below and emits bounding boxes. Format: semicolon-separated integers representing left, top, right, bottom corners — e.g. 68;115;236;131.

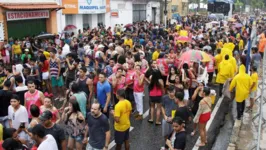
160;147;166;150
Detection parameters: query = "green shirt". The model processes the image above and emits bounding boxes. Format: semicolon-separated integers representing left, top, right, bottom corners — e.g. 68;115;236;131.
21;54;31;62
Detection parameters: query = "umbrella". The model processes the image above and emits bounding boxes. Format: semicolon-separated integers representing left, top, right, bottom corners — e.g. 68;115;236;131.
208;14;217;19
234;23;243;28
210;21;219;24
179;50;211;63
64;25;77;31
124;24;133;28
35;33;55;39
177;36;190;43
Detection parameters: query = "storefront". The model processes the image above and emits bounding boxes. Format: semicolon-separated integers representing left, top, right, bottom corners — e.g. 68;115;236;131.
59;0;110;32
0;1;63;41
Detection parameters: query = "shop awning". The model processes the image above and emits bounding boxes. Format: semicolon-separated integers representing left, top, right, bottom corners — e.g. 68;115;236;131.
0;3;64;10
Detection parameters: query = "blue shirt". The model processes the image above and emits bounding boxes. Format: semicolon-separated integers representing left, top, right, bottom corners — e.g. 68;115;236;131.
97;80;111;107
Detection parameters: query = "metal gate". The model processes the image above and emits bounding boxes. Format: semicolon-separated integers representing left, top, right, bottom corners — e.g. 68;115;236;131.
7;19;46;39
133;4;146;22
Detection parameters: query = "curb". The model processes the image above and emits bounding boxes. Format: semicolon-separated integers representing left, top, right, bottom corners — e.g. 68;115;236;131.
227;119;242;150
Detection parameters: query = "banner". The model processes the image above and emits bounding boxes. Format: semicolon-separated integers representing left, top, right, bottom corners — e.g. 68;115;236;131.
62;0;79;14
63;0;108;14
6;10;49;21
78;0;106;14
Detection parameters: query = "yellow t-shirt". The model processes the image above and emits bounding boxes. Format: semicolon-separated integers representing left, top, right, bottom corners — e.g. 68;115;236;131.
251;72;258;92
124;39;133;48
214;54;222;69
12;44;22;55
114;99;132;131
43;51;50;60
152;51;160;60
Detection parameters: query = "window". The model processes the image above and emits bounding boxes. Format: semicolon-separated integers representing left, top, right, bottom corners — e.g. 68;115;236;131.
133;4;146;22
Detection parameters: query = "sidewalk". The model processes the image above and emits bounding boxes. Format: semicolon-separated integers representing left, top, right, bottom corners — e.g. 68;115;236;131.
227;81;266;150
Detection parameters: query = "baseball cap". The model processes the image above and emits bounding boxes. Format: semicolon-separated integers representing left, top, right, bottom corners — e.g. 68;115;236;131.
39;110;53;121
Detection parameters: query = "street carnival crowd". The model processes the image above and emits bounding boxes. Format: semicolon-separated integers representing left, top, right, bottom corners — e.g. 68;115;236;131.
0;14;263;150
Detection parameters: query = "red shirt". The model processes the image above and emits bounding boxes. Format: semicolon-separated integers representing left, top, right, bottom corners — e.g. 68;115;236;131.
41;60;49;72
133;73;144;92
206;56;215;73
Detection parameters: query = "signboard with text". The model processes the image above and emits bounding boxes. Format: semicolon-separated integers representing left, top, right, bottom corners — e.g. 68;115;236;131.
6;10;49;21
63;0;110;14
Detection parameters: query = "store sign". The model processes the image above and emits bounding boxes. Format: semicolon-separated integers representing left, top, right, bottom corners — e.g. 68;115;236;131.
62;0;108;14
6;10;49;21
111;10;119;17
62;0;79;14
79;0;106;14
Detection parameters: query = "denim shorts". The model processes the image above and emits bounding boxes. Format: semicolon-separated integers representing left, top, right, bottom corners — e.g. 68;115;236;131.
70;134;84;143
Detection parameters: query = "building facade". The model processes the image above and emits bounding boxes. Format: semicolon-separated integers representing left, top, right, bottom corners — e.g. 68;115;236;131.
57;0;110;32
57;0;161;32
0;0;62;42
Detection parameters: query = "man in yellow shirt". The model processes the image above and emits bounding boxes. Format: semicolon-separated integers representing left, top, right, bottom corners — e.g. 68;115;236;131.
124;35;133;48
12;40;22;60
249;66;259;109
152;46;161;60
113;89;132;150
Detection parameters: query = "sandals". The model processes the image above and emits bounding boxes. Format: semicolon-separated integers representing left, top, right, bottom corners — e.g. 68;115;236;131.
156;122;162;125
196;143;206;147
148;119;154;124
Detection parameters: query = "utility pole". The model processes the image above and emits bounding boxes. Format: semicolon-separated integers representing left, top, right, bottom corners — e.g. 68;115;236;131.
164;0;168;27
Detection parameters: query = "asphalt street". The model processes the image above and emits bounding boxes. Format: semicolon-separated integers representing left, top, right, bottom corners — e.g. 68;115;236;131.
107;84;235;150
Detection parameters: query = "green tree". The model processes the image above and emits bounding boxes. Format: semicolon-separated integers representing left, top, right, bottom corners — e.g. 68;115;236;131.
250;0;265;9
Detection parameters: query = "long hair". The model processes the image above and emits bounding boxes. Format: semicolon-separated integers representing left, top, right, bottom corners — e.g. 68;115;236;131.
183;63;190;78
65;100;81;124
168;66;178;76
149;69;162;90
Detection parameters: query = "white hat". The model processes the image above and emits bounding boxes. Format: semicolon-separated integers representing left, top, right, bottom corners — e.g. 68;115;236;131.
98;44;105;49
25;49;29;52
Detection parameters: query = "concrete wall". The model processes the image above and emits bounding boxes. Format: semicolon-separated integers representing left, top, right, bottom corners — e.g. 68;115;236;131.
146;1;160;24
109;1;133;29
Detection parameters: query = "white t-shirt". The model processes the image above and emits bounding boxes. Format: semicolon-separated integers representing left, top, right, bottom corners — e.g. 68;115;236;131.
15;64;26;85
62;44;70;57
38;134;58;150
8;105;29;129
15;86;28;92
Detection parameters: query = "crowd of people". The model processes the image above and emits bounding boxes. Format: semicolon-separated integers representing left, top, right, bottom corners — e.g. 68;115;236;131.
0;14;263;150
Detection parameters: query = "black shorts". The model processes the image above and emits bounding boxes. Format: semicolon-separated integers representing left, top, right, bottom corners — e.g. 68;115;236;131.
115;129;129;145
150;96;162;103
